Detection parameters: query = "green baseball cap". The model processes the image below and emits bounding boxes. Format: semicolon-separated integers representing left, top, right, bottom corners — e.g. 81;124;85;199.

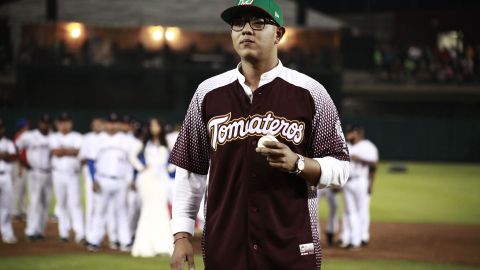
221;0;284;27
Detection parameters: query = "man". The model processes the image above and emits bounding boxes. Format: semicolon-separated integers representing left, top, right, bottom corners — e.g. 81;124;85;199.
169;1;349;269
78;117;105;246
120;116;142;242
49;113;84;243
11;118;30;219
86;113;132;252
0;118;18;244
317;188;339;246
339;125;378;249
15;114;52;241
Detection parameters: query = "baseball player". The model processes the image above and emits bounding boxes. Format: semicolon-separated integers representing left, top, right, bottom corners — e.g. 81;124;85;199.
317;188;339;246
0;118;18;244
11;118;30;219
339;125;378;249
49;113;84;243
86;113;133;252
15;114;52;241
78;117;105;246
169;1;349;269
121;116;142;242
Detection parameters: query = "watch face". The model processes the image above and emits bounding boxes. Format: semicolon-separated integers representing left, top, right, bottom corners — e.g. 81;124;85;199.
298;159;305;170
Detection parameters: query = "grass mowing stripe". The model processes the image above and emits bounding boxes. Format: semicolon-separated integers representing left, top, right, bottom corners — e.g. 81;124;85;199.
319;162;480;225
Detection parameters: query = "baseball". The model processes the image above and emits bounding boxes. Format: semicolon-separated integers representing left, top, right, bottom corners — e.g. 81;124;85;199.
257;134;278;148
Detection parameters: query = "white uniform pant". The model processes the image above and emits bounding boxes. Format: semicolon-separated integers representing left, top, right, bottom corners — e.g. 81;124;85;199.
128;188;141;238
340;177;368;246
317;188;339;235
25;170;52;236
11;163;27;215
362;195;371;242
52;171;84;241
0;174;15;241
90;177;131;247
83;166;94;242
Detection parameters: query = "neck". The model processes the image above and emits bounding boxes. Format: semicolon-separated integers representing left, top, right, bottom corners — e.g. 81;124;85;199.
241;56;278;91
352;137;363;144
152;136;160;144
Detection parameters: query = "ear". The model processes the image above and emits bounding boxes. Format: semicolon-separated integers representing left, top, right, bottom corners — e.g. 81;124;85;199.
274;27;286;45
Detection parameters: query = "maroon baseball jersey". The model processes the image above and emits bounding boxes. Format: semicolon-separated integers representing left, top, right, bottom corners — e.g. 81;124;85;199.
170;62;349;269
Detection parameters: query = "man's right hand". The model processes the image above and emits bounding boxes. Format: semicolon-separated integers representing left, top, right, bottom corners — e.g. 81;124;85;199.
170;233;195;270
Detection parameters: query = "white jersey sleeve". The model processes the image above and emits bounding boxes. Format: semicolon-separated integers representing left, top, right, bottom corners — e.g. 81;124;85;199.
171;167;207;236
49;133;60;150
14;131;30;150
128;139;145;172
6;139;16;154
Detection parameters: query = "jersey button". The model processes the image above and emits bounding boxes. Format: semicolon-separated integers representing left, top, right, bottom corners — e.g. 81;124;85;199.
251;140;257;146
253;244;259;250
252;207;259;213
251;173;257;178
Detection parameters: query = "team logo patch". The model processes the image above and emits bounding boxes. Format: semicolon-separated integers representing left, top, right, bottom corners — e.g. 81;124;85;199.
336;120;348;154
238;0;254;5
299;243;315;256
207;111;305;150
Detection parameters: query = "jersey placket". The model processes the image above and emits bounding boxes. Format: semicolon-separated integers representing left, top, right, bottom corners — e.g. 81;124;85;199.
245;84;268;267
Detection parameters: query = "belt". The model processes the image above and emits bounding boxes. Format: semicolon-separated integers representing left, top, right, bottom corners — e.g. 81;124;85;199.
31;168;51;174
53;169;80;174
98;173;122;180
0;171;6;175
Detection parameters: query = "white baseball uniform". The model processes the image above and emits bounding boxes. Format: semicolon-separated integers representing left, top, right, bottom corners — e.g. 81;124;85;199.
15;129;52;237
78;131;100;243
340;140;378;247
88;131;132;248
49;131;84;242
124;132;141;239
11;131;28;217
317;188;339;236
0;136;17;242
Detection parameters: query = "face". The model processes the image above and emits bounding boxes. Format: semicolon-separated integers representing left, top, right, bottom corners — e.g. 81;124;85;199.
346;130;363;143
105;121;116;134
112;121;124;133
38;121;50;134
346;131;356;143
231;12;285;63
56;121;72;134
150;119;161;136
91;119;105;133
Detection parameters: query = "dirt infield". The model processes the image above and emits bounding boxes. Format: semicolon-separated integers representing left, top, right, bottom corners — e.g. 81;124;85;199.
1;219;479;266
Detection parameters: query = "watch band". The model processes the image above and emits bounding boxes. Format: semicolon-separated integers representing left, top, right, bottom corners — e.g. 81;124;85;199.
291;154;305;175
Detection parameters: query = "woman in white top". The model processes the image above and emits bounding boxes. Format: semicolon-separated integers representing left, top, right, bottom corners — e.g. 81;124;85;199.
129;118;173;257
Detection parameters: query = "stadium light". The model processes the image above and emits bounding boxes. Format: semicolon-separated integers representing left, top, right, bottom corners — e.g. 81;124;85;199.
148;26;164;41
66;22;84;39
165;27;179;42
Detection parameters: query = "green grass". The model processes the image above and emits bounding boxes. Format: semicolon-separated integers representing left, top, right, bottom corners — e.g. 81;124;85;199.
322;259;480;270
0;255;478;270
319;162;480;224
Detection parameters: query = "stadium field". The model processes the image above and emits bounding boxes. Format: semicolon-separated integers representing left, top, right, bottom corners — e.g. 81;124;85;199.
319;162;480;225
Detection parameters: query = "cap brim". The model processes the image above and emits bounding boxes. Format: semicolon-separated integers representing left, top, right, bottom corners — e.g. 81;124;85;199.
221;5;277;25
